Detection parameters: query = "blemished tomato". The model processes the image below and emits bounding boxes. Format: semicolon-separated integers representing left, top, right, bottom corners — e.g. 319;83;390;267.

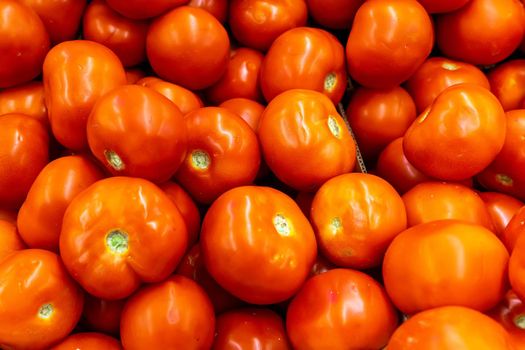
50;333;122;350
0;81;48;127
0;113;49;209
503;206;525;251
287;269;398;350
60;177;188;300
228;0;307;52
405;56;490;114
120;275;215;350
306;0;364;29
83;0;149;67
258;89;356;192
147;6;230;90
310;173;407;269
125;68;146;84
175;107;260;204
387;306;514;350
510;234;525;302
417;0;470;13
188;0;228;22
43;40;127;151
346;0;433;88
488;60;525;111
0;249;84;350
219;98;265;131
0;220;26;262
436;0;525;65
0;0;50;88
82;295;125;335
480;192;524;237
106;0;188;19
489;290;525;350
87;85;187;183
383;220;509;314
403;84;506;181
201;186;317;304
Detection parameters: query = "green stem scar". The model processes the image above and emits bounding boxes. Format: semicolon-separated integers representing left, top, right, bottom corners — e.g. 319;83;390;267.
324;73;337;92
191;150;211;170
496;174;513;187
273;214;291;236
515;315;525;329
104;150;125;171
327;116;341;138
106;229;129;255
38;303;53;319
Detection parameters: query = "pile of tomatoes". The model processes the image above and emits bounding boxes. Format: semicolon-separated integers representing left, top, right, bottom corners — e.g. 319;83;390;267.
2;0;525;349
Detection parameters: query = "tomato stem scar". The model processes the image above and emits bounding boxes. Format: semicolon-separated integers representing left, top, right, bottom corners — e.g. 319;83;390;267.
496;174;513;187
106;229;129;254
324;72;337;92
330;217;342;232
441;62;459;71
273;214;291;236
515;315;525;329
191;150;211;170
327;116;341;138
38;303;53;319
104;150;125;171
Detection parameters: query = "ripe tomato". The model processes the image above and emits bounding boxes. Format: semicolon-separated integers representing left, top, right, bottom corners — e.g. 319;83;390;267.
309;254;335;276
83;0;149;67
0;249;84;350
229;0;307;51
306;0;364;29
147;6;230;90
188;0;228;22
489;290;525;350
201;186;317;304
60;177;188;300
50;333;122;350
43;40;126;151
403;84;506;181
346;0;433;88
287;269;398;350
295;191;315;218
258;89;356;192
82;295;125;335
480;192;524;237
0;220;25;262
219;98;265;131
87;85;187;183
120;275;215;350
310;173;407;269
488;60;525;111
503;206;525;251
510;234;525;302
417;0;470;13
125;68;146;84
383;220;508;314
106;0;188;19
0;210;17;223
0;81;48;127
405;57;490;114
436;0;525;65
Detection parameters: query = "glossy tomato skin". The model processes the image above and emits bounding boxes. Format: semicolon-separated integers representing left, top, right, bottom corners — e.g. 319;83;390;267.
125;68;146;84
60;177;188;300
87;85;187;183
510;235;525;302
503;206;525;251
201;186;317;304
120;275;215;350
346;0;433;88
50;333;122;350
258;89;356;192
188;0;228;22
147;6;230;90
417;0;471;13
0;249;84;350
287;269;398;350
480;192;524;237
43;40;126;151
106;0;188;19
82;295;125;335
489;60;525;111
0;81;48;127
306;0;364;29
219;98;265;131
0;220;26;263
489;290;525;350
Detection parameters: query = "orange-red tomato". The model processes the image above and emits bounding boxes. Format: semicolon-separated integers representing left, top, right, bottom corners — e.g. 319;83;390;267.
0;210;17;223
82;295;125;335
436;0;525;65
50;333;122;350
125;68;146;84
258;89;356;192
503;206;525;252
346;0;433;88
489;60;525;111
147;6;230;90
188;0;228;22
60;177;188;300
0;249;84;350
120;275;215;350
417;0;471;13
489;290;525;350
309;254;335;276
306;0;364;29
310;173;407;269
43;40;126;151
0;81;48;127
106;0;188;19
219;98;265;131
287;269;398;350
383;220;509;314
480;192;524;237
510;234;525;302
0;220;26;263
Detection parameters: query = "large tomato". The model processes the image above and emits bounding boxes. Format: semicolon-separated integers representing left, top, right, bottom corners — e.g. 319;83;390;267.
480;192;524;237
0;81;48;127
106;0;188;19
306;0;364;29
417;0;470;13
488;60;525;111
489;290;525;350
81;295;125;335
50;333;122;350
0;220;26;262
510;234;525;302
219;98;265;131
503;206;525;251
188;0;228;22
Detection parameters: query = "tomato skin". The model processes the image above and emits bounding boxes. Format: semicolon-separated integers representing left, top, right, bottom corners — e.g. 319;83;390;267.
219;98;265;131
120;275;215;350
106;0;188;19
0;220;26;263
43;40;127;151
60;177;188;300
82;295;125;335
480;192;524;237
503;206;525;252
258;89;356;192
188;0;228;22
0;81;48;127
306;0;364;29
489;290;525;350
489;60;525;111
50;333;122;350
287;269;398;350
0;249;84;350
417;0;470;13
346;0;433;88
510;235;525;303
383;220;509;314
147;6;230;90
125;68;146;84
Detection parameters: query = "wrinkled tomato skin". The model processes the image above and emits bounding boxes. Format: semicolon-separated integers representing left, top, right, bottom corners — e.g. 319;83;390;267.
489;60;525;111
488;290;525;350
219;98;265;131
480;192;524;237
503;206;525;252
306;0;364;29
188;0;228;22
0;81;48;127
50;333;122;350
106;0;189;19
0;220;26;263
82;295;125;335
417;0;471;13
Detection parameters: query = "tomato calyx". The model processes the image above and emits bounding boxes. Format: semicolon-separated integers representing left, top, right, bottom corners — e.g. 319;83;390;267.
190;150;211;171
106;229;129;255
514;314;525;329
273;214;292;237
327;116;341;139
496;174;514;187
324;72;337;93
104;150;125;171
38;303;54;319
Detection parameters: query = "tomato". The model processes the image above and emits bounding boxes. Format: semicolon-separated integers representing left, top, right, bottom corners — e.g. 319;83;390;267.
346;86;416;161
310;173;407;269
147;6;230;90
417;0;470;13
510;234;525;302
306;0;364;29
0;210;17;224
120;275;215;350
106;0;188;19
83;0;149;67
50;333;122;350
206;47;263;104
219;98;265;131
0;220;25;263
403;84;506;181
436;0;525;65
0;0;50;88
488;60;525;111
287;269;398;350
489;290;525;350
258;89;356;192
125;68;146;84
87;85;187;183
43;40;126;151
229;0;307;52
309;254;335;276
503;206;525;252
383;220;508;314
175;107;260;204
60;177;188;300
0;81;48;127
388;306;514;350
480;192;524;237
0;249;84;350
294;191;315;218
405;57;490;114
82;295;125;335
188;0;227;22
346;0;433;88
201;186;317;304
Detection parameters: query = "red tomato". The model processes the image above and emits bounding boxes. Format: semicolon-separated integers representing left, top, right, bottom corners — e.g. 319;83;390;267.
258;89;356;191
510;234;525;302
436;0;525;65
489;290;525;350
82;295;125;335
0;81;48;127
0;210;17;224
0;0;50;88
147;6;230;90
480;192;524;237
294;191;315;218
229;0;307;51
50;333;122;350
417;0;470;13
125;68;146;84
106;0;188;19
287;269;398;350
346;0;433;88
306;0;364;29
219;98;265;131
188;0;228;22
488;60;525;111
0;249;84;350
503;206;525;251
0;220;26;263
120;275;215;350
309;254;335;276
